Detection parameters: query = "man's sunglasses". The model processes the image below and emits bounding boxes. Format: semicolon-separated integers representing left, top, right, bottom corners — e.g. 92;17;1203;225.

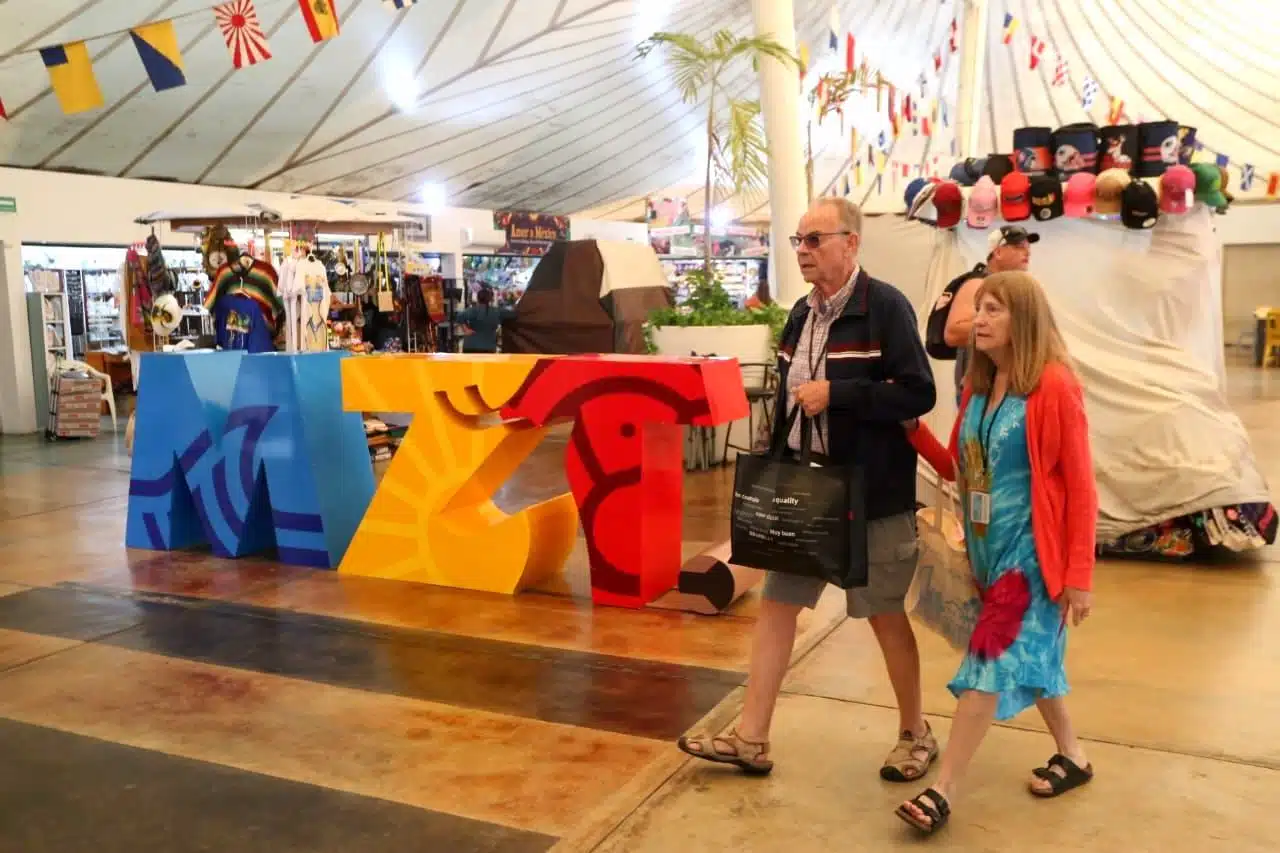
789;230;852;249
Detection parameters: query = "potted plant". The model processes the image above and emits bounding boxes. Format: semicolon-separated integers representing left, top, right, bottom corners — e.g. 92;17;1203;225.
637;30;796;276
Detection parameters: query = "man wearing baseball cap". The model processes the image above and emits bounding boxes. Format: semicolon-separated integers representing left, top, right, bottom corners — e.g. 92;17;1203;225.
924;225;1040;403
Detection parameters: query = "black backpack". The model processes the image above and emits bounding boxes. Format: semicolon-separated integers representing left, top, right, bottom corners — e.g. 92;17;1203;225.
925;265;985;360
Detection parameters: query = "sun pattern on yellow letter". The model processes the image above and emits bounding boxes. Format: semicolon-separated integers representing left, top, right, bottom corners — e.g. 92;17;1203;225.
338;355;579;594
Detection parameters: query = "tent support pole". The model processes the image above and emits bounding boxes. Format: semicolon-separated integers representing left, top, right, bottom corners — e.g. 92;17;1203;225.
750;0;808;308
954;0;990;160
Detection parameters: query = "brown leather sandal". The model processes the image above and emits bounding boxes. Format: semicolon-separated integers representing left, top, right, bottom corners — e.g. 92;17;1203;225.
677;729;773;775
880;722;939;783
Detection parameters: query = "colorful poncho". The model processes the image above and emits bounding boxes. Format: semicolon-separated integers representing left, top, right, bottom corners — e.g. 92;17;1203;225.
204;256;286;332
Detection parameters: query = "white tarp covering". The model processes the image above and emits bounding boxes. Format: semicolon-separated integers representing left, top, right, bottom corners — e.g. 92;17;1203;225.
595;239;669;296
858;207;1270;540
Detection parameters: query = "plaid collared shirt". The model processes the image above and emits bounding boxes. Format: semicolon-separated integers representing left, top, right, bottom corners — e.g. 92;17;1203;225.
787;268;859;452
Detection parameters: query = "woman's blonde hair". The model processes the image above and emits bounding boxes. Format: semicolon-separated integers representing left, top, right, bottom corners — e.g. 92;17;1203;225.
966;271;1072;395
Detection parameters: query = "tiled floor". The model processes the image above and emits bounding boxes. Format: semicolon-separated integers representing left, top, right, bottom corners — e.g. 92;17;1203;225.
0;418;839;852
1;363;1278;852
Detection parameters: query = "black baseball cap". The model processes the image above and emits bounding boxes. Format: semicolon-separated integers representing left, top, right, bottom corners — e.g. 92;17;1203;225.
1120;180;1160;230
990;225;1041;251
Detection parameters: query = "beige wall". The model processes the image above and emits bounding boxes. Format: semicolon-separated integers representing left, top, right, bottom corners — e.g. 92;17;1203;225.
1222;244;1280;349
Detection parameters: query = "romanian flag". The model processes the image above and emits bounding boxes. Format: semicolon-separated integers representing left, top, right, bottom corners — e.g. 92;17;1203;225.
131;21;186;92
40;42;103;115
298;0;340;43
1002;13;1019;45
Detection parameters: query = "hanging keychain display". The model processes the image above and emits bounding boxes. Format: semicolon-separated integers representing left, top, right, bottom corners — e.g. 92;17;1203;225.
352;244;366;328
375;233;395;313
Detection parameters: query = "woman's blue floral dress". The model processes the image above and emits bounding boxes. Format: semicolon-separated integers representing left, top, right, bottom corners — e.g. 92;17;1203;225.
951;392;1069;721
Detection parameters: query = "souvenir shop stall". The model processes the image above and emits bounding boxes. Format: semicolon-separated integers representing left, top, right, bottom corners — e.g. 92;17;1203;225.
130;205;455;464
898;119;1277;561
459;211;572;311
645;197;769;306
21;240;206;435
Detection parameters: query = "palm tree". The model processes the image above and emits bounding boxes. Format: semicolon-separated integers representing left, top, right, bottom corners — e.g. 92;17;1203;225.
638;30;798;274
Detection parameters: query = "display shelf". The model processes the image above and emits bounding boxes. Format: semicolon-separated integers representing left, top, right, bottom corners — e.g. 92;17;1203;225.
660;257;765;307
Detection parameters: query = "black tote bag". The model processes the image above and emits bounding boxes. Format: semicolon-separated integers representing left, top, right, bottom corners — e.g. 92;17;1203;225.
729;408;869;589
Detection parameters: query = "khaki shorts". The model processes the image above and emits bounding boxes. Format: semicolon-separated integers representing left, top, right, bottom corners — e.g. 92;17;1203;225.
762;511;919;619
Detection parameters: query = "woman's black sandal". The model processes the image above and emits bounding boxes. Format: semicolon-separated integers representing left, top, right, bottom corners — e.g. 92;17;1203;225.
895;788;951;834
1030;754;1093;798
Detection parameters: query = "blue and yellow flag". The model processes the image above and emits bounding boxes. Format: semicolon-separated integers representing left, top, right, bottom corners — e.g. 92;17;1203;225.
131;21;186;92
40;41;103;114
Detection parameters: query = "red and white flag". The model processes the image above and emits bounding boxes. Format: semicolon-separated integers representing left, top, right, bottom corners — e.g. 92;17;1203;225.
1029;36;1045;70
1052;53;1068;86
214;0;273;69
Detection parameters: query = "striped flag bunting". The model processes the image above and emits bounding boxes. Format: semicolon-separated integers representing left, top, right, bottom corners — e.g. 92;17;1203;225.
215;0;273;68
41;42;104;115
131;20;186;91
298;0;340;43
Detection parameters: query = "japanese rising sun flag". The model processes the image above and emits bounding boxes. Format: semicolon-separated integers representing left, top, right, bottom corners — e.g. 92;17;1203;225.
215;0;273;69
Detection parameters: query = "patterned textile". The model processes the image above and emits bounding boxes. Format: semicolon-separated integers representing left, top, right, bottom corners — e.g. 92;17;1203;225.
950;393;1069;721
786;269;856;452
205;257;285;332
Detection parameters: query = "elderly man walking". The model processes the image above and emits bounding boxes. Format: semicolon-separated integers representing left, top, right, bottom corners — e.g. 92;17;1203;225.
679;197;938;782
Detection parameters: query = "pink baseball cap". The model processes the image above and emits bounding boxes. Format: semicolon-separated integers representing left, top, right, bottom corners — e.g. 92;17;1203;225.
966;176;998;228
1160;164;1196;214
1064;173;1096;217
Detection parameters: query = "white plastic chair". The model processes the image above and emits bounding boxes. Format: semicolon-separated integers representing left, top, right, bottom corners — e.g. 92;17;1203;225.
52;357;117;432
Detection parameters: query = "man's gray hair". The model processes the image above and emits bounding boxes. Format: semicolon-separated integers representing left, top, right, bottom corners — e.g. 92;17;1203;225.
814;196;863;236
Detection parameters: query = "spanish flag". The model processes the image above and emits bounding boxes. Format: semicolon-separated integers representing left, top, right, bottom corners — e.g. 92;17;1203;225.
40;42;103;115
131;21;186;92
298;0;340;43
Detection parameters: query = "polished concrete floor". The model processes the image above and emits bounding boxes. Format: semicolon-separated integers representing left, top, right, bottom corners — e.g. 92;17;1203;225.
1;364;1278;852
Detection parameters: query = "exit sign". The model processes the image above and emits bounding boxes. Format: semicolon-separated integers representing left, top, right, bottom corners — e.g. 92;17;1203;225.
0;197;15;214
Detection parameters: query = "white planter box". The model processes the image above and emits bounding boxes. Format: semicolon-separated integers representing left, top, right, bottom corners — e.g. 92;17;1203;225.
652;323;773;463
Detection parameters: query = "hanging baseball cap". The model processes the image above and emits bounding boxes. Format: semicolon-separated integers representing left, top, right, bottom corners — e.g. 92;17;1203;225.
1159;165;1196;214
987;225;1040;255
983;153;1016;184
932;181;964;229
907;181;939;223
1120;180;1160;229
1095;168;1132;215
1064;172;1097;217
1190;162;1228;209
904;177;928;210
967;176;999;228
1029;175;1064;221
1000;172;1032;221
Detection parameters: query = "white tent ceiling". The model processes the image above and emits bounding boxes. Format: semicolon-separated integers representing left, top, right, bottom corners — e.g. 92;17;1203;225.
0;0;1277;223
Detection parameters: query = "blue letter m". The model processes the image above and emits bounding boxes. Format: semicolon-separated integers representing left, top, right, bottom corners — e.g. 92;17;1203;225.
125;352;374;569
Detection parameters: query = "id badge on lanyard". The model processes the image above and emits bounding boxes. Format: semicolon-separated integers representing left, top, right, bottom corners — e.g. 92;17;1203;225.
969;490;992;524
969;395;1006;530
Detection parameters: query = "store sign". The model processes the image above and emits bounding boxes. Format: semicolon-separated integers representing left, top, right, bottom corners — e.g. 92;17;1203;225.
0;196;16;214
493;210;569;256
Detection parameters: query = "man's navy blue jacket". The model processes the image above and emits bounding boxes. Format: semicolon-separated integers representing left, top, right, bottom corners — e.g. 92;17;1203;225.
768;269;937;521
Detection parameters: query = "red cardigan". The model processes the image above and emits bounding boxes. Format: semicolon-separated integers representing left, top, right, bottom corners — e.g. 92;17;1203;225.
908;361;1097;600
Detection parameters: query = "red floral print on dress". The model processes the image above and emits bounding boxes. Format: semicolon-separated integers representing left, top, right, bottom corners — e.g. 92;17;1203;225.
968;569;1031;661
